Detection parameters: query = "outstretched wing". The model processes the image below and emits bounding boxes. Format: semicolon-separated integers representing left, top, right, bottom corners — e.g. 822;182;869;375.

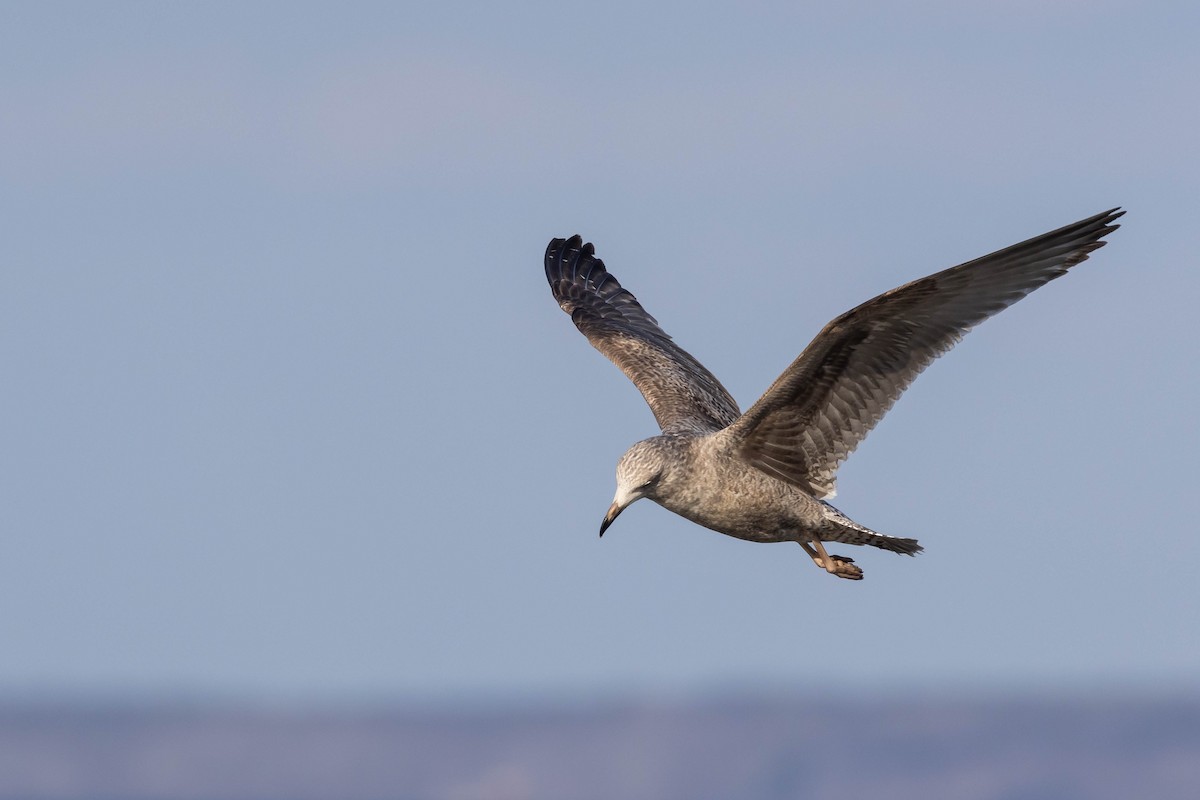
722;208;1124;498
545;235;741;434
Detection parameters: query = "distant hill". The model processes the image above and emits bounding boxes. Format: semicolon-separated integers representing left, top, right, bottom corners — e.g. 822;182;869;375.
0;694;1197;799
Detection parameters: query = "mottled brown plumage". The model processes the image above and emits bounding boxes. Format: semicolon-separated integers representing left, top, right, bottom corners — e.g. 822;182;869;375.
545;209;1123;580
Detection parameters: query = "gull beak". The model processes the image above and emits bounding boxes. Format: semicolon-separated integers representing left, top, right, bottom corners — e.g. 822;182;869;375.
599;501;624;537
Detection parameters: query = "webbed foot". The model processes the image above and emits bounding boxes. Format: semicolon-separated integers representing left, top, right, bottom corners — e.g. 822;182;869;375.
821;554;863;580
799;540;864;580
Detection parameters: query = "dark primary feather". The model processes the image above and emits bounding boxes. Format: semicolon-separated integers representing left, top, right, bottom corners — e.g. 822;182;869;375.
545;235;740;434
722;208;1124;498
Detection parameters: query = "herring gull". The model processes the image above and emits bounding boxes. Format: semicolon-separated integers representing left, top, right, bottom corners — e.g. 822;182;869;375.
544;209;1123;580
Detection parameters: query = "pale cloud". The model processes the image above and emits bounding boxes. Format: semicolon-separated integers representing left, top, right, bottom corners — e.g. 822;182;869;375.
2;21;1195;193
1;56;277;182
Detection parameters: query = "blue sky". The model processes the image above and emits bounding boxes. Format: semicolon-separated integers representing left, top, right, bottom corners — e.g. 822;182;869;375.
1;1;1197;701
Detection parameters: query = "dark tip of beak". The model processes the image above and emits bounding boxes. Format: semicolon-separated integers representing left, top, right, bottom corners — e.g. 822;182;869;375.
599;501;622;538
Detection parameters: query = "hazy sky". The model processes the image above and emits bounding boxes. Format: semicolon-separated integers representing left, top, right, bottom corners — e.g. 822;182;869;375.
2;1;1197;701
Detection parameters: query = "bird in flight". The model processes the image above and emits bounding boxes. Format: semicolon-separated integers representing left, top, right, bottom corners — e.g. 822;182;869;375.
545;209;1122;580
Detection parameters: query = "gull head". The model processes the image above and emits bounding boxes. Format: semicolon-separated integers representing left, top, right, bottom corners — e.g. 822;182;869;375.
599;438;669;537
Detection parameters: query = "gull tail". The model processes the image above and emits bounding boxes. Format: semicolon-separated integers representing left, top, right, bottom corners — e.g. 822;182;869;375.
818;500;923;556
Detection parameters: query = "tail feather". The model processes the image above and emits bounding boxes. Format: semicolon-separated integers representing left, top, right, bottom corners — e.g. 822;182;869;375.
818;501;923;555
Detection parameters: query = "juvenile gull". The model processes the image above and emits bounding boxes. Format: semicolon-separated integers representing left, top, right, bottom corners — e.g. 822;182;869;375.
545;209;1123;580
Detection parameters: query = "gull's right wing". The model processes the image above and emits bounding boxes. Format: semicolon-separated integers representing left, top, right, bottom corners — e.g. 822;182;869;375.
545;235;741;435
